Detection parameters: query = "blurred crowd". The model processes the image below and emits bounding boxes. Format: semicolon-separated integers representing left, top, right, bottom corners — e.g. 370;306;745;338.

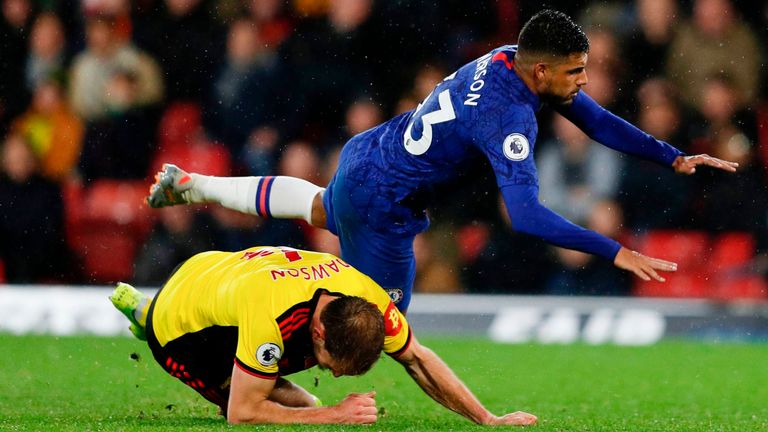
1;0;767;298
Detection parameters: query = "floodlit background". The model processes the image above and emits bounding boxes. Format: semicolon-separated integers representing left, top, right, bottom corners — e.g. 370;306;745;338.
0;0;766;299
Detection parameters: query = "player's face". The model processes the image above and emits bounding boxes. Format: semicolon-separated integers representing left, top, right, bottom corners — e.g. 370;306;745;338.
315;346;344;377
540;53;588;105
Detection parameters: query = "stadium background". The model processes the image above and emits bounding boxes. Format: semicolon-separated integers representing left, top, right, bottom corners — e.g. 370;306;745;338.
0;0;767;299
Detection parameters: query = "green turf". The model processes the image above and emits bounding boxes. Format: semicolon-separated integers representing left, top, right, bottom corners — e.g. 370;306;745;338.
0;334;766;431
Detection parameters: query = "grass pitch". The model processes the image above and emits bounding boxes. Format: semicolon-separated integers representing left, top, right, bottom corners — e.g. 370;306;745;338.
0;334;766;431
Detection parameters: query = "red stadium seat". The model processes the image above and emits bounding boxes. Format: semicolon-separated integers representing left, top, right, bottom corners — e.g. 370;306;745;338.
82;180;154;232
709;232;755;272
456;224;490;263
634;273;710;298
69;223;140;283
713;277;767;301
708;233;765;300
151;102;232;178
635;230;709;270
151;140;232;178
66;180;155;284
157;102;203;151
633;230;765;300
633;230;709;298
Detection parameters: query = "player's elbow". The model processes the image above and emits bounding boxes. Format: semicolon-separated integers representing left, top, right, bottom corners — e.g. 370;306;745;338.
226;404;268;425
227;412;269;425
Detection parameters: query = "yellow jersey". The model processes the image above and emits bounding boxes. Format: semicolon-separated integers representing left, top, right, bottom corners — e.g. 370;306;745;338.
151;246;411;379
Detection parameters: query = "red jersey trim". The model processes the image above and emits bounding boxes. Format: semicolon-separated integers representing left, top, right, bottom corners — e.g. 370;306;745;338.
234;357;278;380
387;327;413;359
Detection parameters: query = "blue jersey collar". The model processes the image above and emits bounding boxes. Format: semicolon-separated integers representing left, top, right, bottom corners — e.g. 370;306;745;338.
492;46;541;110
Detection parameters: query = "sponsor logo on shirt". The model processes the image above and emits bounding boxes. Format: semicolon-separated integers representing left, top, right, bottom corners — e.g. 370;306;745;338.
503;133;530;161
384;301;402;336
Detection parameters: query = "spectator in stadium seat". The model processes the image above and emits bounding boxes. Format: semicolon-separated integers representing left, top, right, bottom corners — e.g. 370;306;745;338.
619;78;694;230
68;13;163;122
240;125;280;177
580;29;626;114
277;0;377;139
210;205;309;256
412;231;462;294
623;0;678;97
245;0;293;48
0;133;71;282
685;74;765;238
149;10;738;312
688;120;767;240
0;0;35;132
395;64;450;115
206;18;284;154
537;114;622;225
25;12;68;93
694;74;759;145
133;206;217;286
78;68;160;181
666;0;762;109
132;0;224;102
545;200;631;296
11;77;84;182
461;195;550;295
110;248;537;425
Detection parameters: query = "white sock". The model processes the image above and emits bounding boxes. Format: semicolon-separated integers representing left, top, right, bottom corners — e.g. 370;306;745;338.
186;174;323;224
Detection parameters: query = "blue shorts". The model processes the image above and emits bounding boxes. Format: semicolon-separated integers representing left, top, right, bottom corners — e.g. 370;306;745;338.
323;170;418;312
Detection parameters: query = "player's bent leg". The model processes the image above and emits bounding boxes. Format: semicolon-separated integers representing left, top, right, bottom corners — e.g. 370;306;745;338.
268;378;322;407
145;324;238;410
325;178;417;311
110;282;149;341
148;163;326;226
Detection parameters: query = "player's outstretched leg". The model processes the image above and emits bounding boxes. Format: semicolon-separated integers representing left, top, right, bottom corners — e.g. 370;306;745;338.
147;163;196;208
147;162;325;226
110;282;149;341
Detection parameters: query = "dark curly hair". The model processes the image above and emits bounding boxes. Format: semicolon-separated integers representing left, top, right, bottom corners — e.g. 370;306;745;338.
518;10;589;57
321;296;385;376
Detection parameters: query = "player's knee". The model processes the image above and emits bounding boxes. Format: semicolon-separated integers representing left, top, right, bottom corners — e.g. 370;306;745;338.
311;190;328;229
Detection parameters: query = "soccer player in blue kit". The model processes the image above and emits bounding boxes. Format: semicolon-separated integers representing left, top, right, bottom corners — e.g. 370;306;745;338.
148;10;738;313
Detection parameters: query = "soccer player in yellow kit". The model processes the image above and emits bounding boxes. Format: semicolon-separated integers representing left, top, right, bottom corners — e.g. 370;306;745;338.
111;246;536;426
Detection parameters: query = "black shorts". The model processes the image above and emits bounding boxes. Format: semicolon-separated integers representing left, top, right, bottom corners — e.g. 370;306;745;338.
146;288;239;409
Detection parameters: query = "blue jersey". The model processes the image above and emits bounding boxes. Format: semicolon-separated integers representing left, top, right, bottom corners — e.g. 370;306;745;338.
330;45;684;262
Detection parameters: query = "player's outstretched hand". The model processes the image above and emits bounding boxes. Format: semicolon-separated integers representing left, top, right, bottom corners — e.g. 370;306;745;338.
335;391;377;424
614;247;677;282
487;411;538;426
672;154;739;175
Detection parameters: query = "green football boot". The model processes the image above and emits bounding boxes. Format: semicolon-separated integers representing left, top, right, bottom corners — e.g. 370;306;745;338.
110;282;148;341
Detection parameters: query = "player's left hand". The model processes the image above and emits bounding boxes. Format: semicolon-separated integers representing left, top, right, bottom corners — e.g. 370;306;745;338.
672;154;739;175
487;411;538;426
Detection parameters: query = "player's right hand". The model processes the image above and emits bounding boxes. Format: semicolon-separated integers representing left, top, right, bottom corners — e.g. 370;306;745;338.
336;391;377;424
488;411;538;426
614;246;677;282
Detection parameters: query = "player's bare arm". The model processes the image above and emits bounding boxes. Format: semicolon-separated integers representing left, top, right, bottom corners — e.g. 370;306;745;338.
227;364;377;424
394;336;537;426
672;154;739;175
268;377;321;407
